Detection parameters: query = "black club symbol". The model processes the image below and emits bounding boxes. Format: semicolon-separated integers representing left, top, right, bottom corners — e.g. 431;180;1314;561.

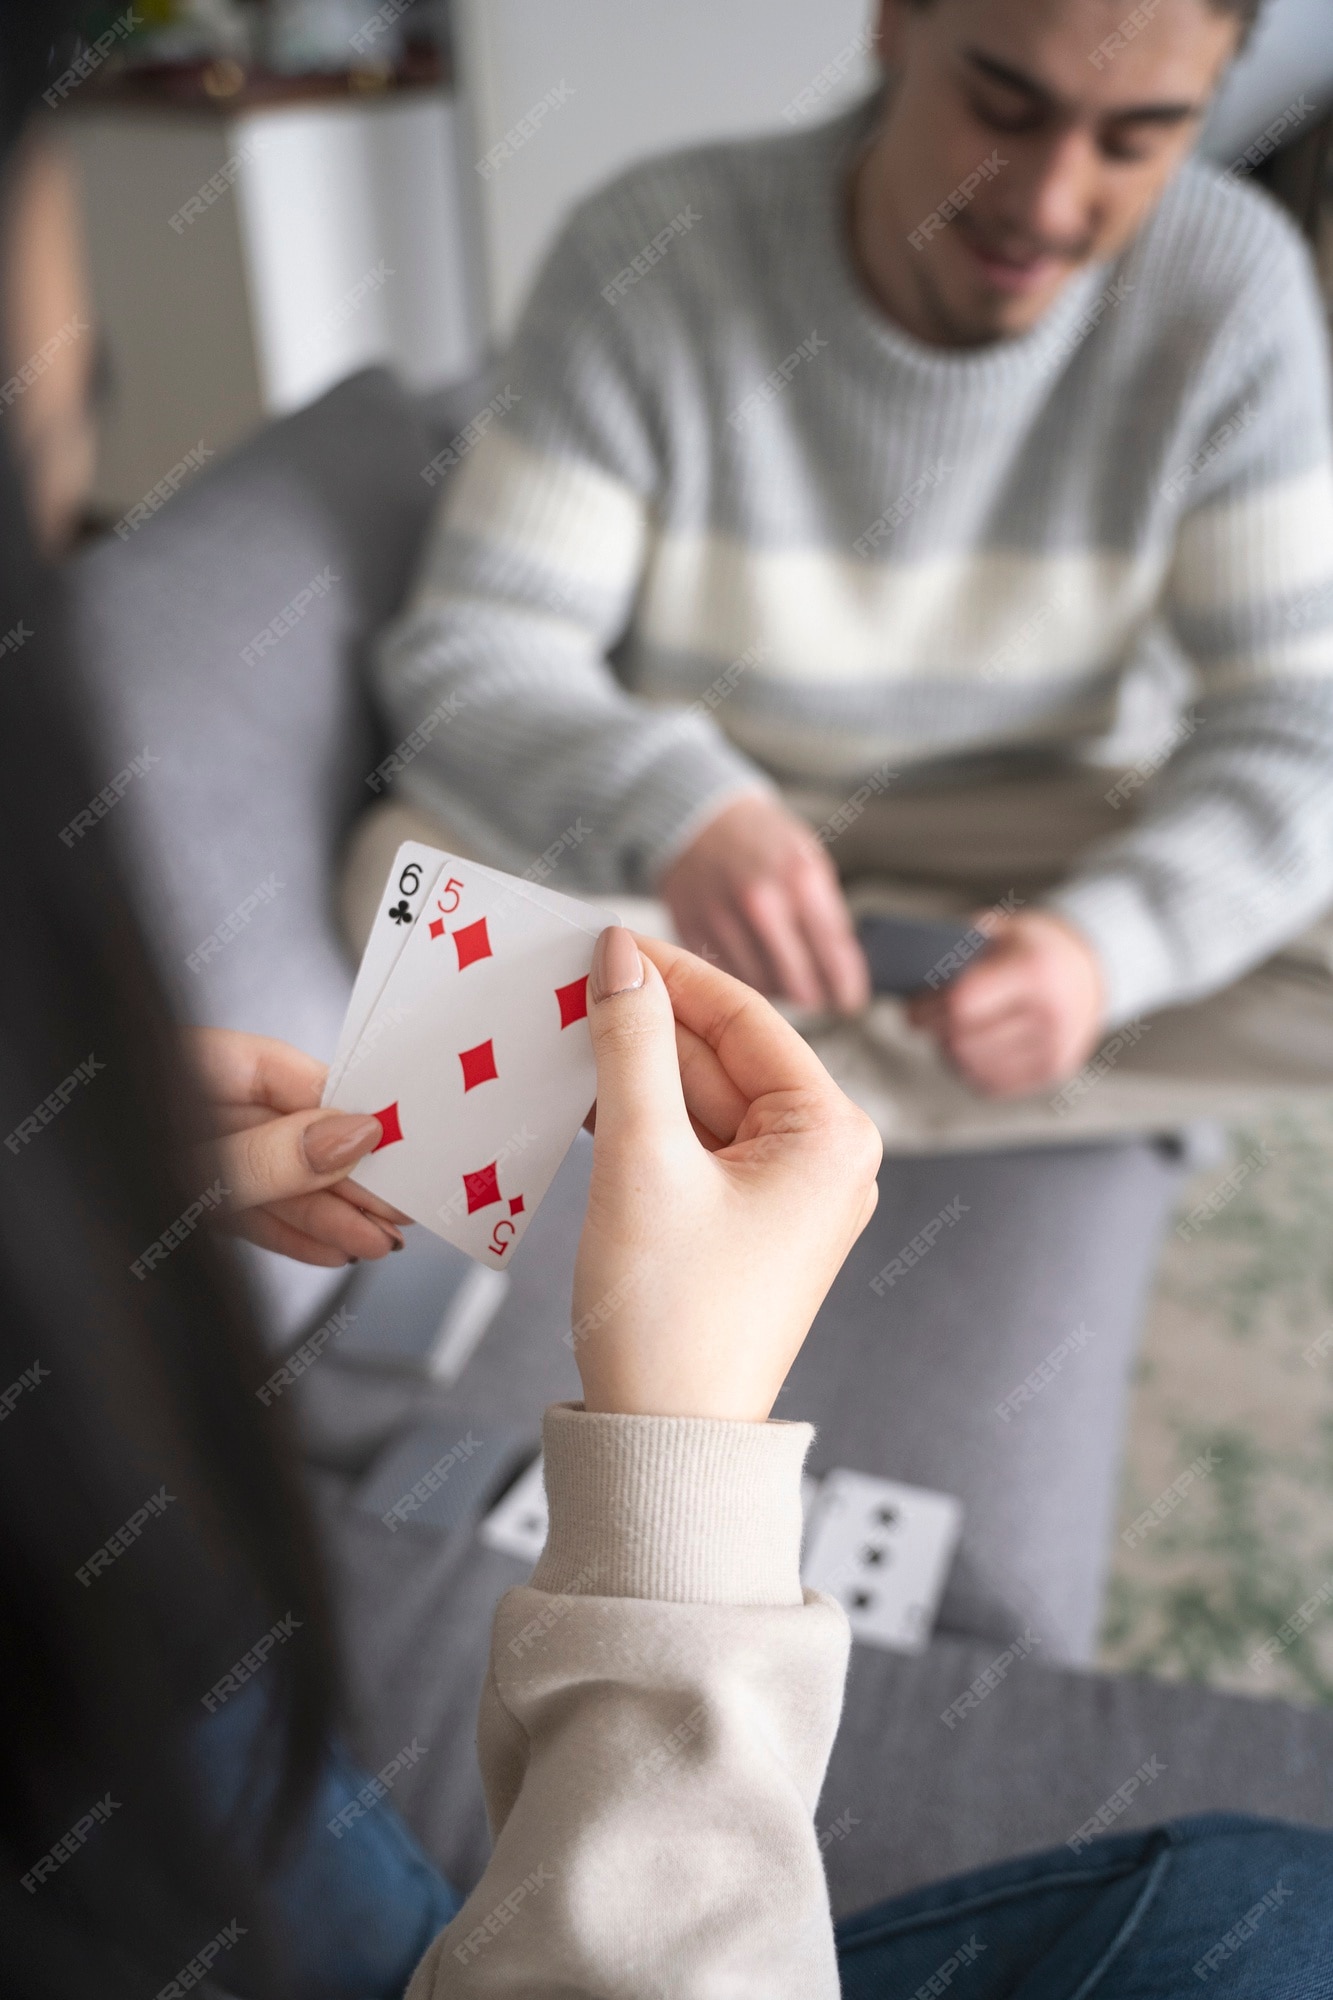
387;900;412;925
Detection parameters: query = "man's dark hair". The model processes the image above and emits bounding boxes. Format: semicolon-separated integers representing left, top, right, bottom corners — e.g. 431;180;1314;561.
905;0;1267;46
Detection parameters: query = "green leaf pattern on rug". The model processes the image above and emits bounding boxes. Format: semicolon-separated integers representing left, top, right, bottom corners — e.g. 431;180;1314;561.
1100;1105;1333;1705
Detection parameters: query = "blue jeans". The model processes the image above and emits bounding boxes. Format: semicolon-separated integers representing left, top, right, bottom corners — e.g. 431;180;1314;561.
196;1685;460;2000
836;1813;1333;1999
202;1691;1332;2000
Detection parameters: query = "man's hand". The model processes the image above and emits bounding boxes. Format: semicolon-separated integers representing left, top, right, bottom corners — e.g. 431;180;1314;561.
907;908;1105;1097
658;793;870;1014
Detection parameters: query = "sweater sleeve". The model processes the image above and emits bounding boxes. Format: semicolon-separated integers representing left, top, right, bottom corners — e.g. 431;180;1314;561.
1047;223;1333;1025
373;202;771;895
405;1405;850;1998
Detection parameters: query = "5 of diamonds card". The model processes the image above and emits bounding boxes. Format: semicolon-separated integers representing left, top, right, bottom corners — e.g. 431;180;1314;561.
324;845;610;1264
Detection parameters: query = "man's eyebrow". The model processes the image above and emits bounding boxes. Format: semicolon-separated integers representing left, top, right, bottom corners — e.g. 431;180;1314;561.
964;49;1061;109
963;48;1206;124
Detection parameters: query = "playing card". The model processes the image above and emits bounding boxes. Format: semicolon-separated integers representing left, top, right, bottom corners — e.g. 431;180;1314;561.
478;1453;550;1564
325;842;616;1101
801;1468;962;1653
325;842;449;1100
855;913;990;996
325;852;609;1264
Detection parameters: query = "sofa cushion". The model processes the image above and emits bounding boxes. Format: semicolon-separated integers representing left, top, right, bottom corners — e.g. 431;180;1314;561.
65;363;491;1336
68;366;453;1045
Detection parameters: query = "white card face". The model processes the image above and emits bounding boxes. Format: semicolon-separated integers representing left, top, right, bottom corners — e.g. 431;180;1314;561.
800;1469;962;1654
326;853;605;1264
493;867;619;936
325;843;618;1102
478;1453;549;1565
325;842;448;1102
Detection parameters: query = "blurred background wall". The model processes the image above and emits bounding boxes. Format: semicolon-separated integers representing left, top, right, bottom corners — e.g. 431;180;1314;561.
51;0;1333;514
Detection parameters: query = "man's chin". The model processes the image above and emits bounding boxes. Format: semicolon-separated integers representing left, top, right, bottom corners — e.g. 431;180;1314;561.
930;259;1075;346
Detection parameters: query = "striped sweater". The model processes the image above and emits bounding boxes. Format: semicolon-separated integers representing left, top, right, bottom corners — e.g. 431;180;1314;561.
375;96;1333;1025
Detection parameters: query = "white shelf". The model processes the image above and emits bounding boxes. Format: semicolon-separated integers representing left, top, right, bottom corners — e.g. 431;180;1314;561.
66;86;484;513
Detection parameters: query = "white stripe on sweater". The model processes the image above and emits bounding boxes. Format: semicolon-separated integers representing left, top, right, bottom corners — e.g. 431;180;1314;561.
1170;466;1333;613
636;532;1168;683
441;424;647;590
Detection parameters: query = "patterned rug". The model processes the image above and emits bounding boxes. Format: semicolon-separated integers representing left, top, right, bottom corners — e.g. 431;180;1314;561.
1100;1101;1333;1705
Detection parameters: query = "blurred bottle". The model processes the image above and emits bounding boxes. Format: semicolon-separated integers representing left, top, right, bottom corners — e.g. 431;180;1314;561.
261;0;406;73
124;0;256;63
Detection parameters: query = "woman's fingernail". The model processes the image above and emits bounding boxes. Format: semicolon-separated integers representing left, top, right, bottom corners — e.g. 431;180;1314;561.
591;925;644;1002
303;1113;383;1175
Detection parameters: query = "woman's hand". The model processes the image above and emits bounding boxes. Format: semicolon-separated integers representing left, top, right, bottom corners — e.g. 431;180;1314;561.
573;928;882;1422
187;1028;411;1267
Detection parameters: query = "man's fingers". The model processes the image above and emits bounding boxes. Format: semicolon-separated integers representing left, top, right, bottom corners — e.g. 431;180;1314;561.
216;1108;384;1212
187;1027;327;1114
942;949;1035;1028
966;1058;1050;1099
703;902;772;995
948;1017;1049;1096
789;863;870;1013
741;878;825;1009
950;1019;1043;1075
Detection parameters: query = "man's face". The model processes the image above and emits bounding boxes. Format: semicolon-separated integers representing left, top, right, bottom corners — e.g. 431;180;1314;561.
864;0;1239;343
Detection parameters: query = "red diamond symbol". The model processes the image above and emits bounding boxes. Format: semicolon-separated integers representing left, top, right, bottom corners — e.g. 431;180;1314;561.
459;1038;498;1091
508;1194;525;1216
463;1161;502;1213
371;1101;403;1150
555;976;589;1027
453;917;492;970
428;917;446;940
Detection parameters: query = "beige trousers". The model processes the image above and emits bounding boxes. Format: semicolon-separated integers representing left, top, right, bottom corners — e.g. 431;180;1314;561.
340;771;1333;1154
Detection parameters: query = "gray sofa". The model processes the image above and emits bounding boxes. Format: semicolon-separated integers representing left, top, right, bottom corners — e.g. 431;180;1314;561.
67;367;1333;1912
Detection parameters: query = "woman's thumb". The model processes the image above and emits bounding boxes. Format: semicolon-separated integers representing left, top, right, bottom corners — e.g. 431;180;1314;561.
586;927;688;1142
218;1109;384;1211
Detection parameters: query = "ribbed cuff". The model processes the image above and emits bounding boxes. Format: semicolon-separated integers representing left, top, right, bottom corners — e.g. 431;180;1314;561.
1045;872;1182;1028
530;1404;812;1606
619;729;776;892
642;770;778;888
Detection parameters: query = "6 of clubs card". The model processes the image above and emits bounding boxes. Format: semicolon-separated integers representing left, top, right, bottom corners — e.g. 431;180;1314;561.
323;843;612;1265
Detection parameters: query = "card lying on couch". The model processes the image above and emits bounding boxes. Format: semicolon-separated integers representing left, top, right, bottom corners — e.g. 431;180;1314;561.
323;841;610;1264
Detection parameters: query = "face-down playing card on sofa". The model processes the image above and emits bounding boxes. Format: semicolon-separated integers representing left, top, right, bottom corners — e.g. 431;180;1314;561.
324;844;611;1264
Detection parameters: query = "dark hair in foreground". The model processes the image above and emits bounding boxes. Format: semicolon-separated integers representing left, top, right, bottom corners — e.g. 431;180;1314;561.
0;17;337;1997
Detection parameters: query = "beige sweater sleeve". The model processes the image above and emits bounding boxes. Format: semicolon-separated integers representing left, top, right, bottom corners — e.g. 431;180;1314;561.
406;1403;851;1997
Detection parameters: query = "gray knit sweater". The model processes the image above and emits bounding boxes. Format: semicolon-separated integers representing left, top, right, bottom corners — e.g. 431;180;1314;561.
375;97;1333;1025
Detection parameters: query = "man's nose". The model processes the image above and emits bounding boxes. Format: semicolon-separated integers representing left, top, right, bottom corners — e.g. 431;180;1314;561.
1001;127;1100;255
